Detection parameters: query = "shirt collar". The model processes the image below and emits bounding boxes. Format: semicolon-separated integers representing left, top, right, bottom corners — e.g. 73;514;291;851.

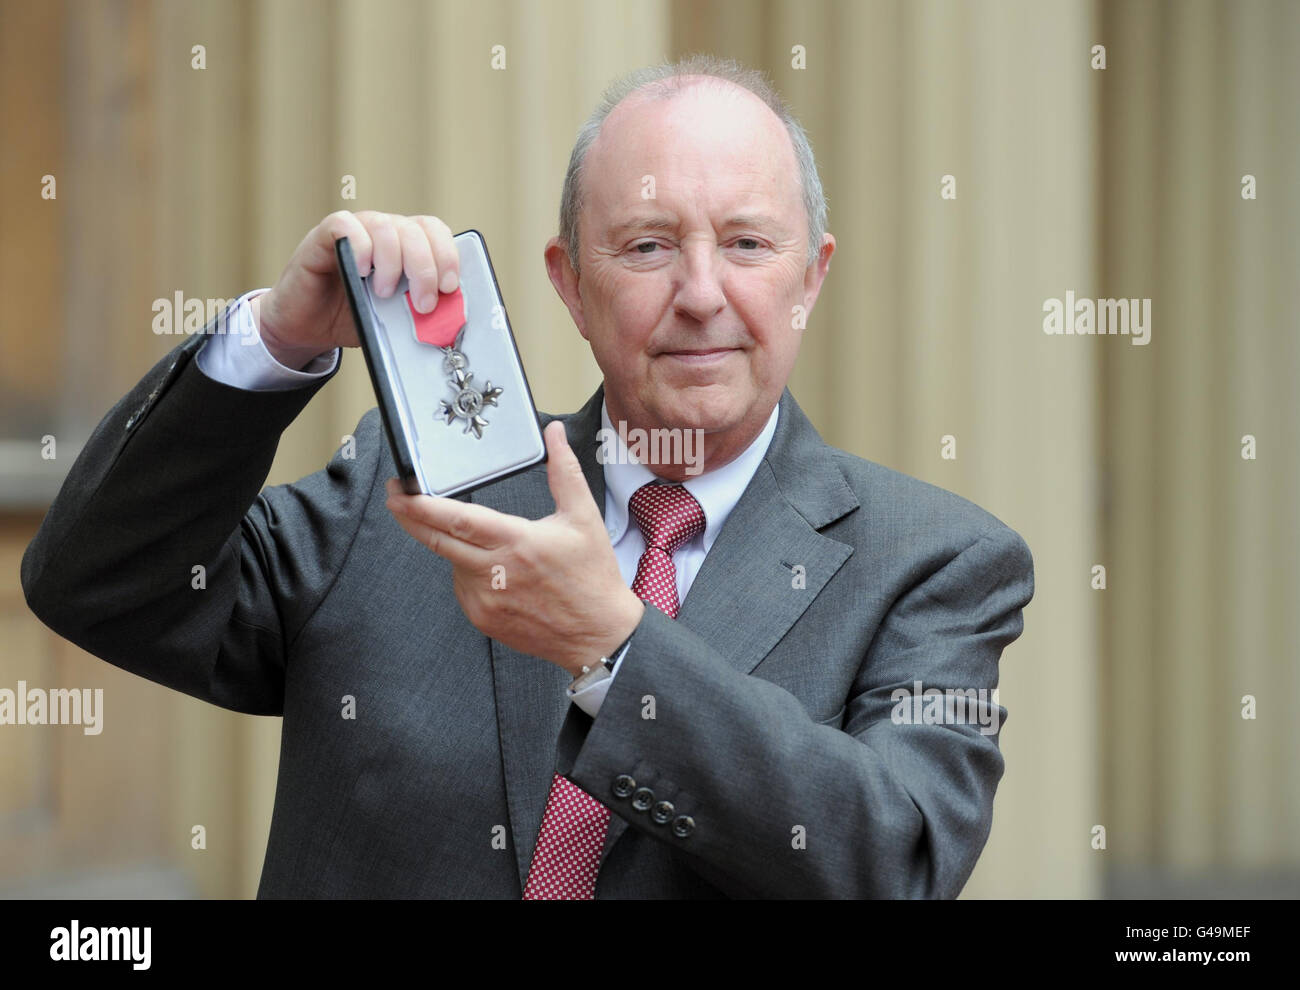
600;396;781;553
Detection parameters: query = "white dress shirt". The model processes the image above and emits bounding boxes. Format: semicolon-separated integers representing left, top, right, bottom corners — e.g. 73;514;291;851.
196;288;340;387
196;289;780;718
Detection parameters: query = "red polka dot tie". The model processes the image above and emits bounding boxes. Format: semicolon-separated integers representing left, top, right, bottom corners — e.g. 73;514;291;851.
520;776;612;900
626;482;706;621
521;483;705;899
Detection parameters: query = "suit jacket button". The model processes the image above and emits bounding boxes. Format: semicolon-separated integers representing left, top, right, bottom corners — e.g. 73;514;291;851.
631;787;655;812
612;774;636;799
672;815;695;838
651;800;675;825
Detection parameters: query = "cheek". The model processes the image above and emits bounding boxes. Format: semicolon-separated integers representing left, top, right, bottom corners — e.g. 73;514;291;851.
593;273;670;344
730;273;805;344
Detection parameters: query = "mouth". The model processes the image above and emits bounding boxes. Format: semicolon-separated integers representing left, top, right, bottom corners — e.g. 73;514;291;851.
660;348;738;365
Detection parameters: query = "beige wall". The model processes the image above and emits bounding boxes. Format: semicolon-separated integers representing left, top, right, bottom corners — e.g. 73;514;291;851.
1;0;1296;898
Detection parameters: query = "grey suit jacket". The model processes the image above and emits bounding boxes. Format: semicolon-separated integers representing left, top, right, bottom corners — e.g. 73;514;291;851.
21;324;1034;898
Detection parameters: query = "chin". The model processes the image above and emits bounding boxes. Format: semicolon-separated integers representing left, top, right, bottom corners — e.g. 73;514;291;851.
652;385;748;434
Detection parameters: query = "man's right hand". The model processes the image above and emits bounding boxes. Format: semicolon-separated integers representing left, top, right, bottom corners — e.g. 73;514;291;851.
251;210;462;369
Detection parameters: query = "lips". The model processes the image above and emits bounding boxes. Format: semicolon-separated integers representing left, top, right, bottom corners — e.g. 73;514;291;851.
661;348;737;365
660;348;733;361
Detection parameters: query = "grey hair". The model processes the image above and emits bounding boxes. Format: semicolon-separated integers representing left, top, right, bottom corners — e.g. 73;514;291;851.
558;54;828;273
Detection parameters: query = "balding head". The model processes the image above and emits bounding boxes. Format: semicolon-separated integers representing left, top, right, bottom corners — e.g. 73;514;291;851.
558;56;827;274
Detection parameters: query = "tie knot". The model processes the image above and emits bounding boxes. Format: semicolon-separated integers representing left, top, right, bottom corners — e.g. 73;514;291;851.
628;482;705;557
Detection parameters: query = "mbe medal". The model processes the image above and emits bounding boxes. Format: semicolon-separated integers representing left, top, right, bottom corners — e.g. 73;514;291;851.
406;286;504;440
436;332;503;440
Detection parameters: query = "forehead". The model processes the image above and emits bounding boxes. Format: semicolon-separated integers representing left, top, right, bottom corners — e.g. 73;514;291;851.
582;80;802;218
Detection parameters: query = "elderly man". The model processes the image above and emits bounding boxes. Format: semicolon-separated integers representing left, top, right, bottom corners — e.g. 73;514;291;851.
21;56;1033;899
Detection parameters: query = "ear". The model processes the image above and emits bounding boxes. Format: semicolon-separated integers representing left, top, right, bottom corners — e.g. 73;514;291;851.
545;236;588;339
800;232;835;318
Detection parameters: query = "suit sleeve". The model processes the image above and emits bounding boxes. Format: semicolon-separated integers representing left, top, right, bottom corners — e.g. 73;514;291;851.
20;323;381;716
562;524;1034;898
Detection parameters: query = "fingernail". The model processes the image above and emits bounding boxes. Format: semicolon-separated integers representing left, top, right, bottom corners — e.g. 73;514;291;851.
440;270;459;293
419;293;437;312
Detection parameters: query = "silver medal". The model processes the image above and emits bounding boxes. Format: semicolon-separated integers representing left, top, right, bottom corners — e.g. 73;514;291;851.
436;332;502;440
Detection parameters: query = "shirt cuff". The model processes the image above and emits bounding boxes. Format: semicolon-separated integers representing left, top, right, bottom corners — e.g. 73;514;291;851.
195;288;341;391
566;641;631;719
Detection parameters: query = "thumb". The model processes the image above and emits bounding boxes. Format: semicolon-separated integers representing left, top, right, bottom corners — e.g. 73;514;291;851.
544;420;598;520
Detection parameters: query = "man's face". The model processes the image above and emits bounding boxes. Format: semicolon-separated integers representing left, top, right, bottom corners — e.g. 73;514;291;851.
546;79;833;466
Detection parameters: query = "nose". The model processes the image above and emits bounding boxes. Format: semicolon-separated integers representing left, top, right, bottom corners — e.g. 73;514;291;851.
672;240;727;323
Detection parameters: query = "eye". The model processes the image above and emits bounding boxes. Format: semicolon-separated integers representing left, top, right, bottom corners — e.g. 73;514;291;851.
733;237;764;250
632;241;661;254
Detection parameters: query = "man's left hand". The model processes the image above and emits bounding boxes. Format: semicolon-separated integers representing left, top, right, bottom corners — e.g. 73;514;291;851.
384;420;645;677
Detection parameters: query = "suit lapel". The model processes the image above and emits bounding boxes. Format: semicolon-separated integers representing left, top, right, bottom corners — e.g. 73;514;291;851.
479;384;860;888
676;387;860;673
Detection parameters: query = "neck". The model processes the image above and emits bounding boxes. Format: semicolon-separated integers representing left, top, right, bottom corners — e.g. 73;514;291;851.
603;391;773;481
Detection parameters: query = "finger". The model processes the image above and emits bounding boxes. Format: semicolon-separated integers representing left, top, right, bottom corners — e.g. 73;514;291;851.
543;420;599;521
414;216;460;294
386;492;520;550
359;211;402;297
396;217;440;312
388;505;495;570
318;210;373;277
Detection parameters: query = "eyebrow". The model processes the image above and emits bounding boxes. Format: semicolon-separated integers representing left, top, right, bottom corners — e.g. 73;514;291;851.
721;214;783;232
605;216;680;238
604;214;785;238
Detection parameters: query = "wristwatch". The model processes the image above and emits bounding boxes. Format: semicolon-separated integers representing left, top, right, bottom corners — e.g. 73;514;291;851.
567;632;633;693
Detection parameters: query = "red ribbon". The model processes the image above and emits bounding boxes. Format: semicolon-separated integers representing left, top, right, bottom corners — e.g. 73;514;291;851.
406;288;466;348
